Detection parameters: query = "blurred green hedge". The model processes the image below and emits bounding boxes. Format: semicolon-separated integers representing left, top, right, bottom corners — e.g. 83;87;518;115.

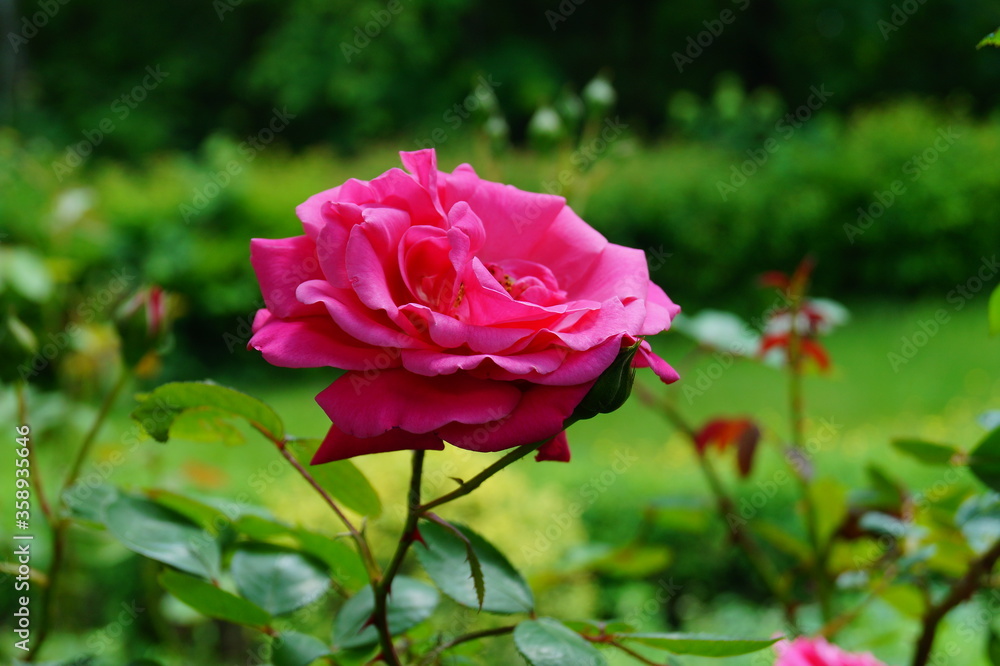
5;99;999;373
7;0;1000;154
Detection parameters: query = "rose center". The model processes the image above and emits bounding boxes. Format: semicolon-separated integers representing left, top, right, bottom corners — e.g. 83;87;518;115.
486;259;566;307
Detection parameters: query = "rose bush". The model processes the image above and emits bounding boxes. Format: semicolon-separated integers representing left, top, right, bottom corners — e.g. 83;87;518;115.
775;637;887;666
249;149;679;462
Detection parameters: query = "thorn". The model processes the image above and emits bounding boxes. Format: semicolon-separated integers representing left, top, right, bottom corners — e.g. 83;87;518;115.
411;525;428;548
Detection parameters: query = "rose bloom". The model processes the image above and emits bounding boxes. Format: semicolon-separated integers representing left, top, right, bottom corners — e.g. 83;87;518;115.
775;637;887;666
249;149;678;463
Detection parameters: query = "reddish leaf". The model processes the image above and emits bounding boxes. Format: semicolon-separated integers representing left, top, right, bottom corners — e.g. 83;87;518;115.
801;338;831;371
759;333;790;355
789;255;816;298
759;271;790;291
696;418;757;458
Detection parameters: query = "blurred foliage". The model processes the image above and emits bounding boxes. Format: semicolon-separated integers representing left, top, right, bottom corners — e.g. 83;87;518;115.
4;93;1000;378
6;0;1000;155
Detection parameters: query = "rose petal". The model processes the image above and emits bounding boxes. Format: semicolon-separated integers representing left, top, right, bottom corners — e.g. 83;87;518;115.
312;423;444;463
249;310;392;370
639;281;681;336
399;149;445;217
250;236;326;319
437;382;594;452
535;431;571;462
634;343;680;384
316;369;521;438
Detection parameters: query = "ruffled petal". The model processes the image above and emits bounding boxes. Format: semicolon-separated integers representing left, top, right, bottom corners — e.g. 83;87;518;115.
248;310;391;370
250;236;326;319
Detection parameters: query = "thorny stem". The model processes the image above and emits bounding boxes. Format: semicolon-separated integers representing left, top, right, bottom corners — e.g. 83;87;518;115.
274;438;381;583
911;538;1000;666
372;450;426;666
419;438;551;513
654;396;799;630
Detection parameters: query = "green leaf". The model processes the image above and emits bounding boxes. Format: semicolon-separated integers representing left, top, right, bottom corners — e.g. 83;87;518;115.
892;439;960;466
230;544;331;615
169;407;247;445
272;631;331;666
956;493;1000;555
989;285;1000;335
807;478;849;549
333;576;439;649
159;570;271;628
105;494;221;580
514;618;607;666
753;520;812;563
416;520;534;614
425;515;486;609
131;381;283;443
978;30;1000;50
287;438;382;518
617;632;781;657
970;427;1000;492
62;483;120;527
144;489;230;533
234;515;368;591
3;248;55;302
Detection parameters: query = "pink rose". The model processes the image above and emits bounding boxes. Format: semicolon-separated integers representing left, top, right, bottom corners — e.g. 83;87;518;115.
775;637;887;666
248;149;679;463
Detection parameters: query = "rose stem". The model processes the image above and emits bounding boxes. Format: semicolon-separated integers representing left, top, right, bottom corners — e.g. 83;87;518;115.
371;449;426;666
272;437;381;582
